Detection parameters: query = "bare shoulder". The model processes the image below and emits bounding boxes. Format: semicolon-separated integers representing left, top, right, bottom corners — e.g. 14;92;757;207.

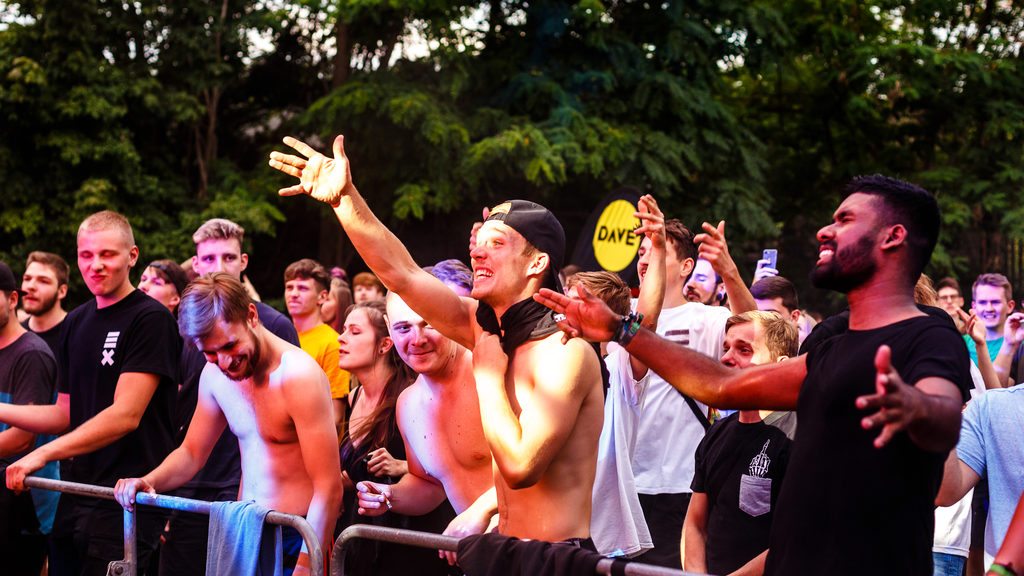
396;377;426;420
530;333;601;392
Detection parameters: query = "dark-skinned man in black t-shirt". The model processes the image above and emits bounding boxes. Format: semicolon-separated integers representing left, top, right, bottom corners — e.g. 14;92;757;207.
5;211;180;576
537;175;970;576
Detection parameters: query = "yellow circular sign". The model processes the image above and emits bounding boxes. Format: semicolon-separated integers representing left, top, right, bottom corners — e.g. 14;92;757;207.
592;199;641;272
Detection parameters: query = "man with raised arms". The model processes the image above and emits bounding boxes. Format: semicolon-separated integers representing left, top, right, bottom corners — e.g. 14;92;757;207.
356;282;496;563
114;274;342;576
269;135;604;545
537;175;970;575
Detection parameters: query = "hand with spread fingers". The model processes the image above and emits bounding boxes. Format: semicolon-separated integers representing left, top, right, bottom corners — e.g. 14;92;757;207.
269;135;353;206
534;285;620;344
1003;312;1024;348
855;345;925;449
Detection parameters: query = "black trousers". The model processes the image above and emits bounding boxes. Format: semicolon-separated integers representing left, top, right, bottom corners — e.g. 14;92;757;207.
632;492;692;570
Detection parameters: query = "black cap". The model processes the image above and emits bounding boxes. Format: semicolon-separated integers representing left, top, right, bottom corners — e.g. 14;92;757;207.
486;200;565;293
0;261;24;295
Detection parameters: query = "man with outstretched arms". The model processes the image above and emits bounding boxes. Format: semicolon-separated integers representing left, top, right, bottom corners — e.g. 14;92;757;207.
114;273;342;576
5;211;180;576
270;135;604;545
537;175;970;575
357;282;496;562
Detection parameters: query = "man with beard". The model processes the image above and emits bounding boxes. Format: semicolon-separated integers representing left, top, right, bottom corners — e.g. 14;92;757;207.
20;251;71;355
684;258;726;307
537;175;970;576
5;211;180;576
114;273;342;576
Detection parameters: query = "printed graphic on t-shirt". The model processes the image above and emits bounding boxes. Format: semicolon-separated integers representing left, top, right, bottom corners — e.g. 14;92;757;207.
748;440;771;477
102;331;120;366
664;328;690;347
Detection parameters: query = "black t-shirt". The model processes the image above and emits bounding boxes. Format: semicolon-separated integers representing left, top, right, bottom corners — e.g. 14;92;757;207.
21;317;64;359
0;331;57;467
692;413;791;575
765;314;972;576
57;290;180;486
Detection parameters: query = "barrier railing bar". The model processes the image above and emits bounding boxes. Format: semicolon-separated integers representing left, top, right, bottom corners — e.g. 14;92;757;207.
331;525;700;576
24;476;324;576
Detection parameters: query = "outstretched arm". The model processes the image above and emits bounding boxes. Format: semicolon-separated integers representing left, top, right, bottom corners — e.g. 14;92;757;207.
534;286;805;410
114;369;229;511
631;194;666;379
856;345;963;452
270;135;476;348
7;372;161;491
993;312;1024;387
0;392;70;435
694;220;757;314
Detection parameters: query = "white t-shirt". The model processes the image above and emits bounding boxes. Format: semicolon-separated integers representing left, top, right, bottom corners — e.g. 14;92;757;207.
590;343;654;557
630;302;731;494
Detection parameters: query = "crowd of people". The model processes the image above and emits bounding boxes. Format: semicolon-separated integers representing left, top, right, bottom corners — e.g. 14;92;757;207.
0;132;1021;576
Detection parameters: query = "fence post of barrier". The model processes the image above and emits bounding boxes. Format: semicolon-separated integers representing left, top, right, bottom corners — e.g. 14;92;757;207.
24;476;324;576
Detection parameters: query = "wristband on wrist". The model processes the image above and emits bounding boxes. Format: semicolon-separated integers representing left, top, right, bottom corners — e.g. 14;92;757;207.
612;312;644;347
990;563;1018;576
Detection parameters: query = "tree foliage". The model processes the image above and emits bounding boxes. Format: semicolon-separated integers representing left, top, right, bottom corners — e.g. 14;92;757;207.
2;0;1023;312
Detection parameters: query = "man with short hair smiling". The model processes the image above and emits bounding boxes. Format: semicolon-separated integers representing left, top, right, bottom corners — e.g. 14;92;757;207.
966;273;1014;365
5;211;180;576
538;175;971;575
20;251;71;355
270;135;604;546
115;273;342;576
356;269;495;565
284;258;349;433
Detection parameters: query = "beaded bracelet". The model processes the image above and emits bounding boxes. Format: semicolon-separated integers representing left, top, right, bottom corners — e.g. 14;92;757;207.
612;312;644;347
990;563;1018;576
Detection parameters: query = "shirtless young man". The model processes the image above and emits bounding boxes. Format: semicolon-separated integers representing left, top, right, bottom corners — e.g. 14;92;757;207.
269;135;604;544
356;288;496;562
114;273;342;576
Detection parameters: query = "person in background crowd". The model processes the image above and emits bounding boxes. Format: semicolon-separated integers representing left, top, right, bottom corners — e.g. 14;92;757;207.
5;211;180;576
321;267;354;335
284;258;350;434
337;299;454;576
352;271;386;303
138;259;189;316
0;261;59;576
20;251;71;355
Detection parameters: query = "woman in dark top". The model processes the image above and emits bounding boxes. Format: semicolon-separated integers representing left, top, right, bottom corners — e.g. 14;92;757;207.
336;300;455;576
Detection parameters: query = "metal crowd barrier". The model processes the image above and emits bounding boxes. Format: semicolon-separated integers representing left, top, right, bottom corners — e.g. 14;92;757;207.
331;525;698;576
24;476;324;576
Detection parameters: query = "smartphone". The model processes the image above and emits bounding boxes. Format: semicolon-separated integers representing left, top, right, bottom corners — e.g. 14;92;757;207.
762;249;777;270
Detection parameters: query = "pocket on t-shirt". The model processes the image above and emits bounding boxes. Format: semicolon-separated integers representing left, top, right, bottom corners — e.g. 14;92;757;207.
739;474;772;517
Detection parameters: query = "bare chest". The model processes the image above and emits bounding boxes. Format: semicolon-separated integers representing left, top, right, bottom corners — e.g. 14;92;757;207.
214;380;298;445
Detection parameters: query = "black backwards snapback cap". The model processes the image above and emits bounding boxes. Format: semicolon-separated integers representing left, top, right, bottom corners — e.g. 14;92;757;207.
486;200;566;293
0;261;25;295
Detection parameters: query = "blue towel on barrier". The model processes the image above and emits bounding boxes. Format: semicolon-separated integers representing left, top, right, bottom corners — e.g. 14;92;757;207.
206;500;283;576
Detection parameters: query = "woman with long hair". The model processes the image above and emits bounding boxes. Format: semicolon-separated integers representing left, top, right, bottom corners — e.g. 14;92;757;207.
335;300;454;576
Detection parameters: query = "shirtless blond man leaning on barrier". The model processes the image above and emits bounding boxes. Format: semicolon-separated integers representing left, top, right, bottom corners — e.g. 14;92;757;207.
269;135;605;544
357;287;496;563
114;273;342;576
